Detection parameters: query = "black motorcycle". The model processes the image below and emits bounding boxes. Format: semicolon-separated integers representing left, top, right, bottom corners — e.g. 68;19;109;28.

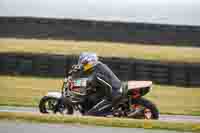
39;66;159;119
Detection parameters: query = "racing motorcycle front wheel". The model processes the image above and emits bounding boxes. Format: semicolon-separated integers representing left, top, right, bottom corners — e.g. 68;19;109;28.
39;96;73;115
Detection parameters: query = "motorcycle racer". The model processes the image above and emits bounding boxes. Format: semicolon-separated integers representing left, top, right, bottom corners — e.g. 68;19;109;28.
75;52;122;116
39;52;159;119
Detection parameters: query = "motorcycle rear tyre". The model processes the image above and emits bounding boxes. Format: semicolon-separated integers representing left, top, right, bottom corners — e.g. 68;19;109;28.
131;97;159;119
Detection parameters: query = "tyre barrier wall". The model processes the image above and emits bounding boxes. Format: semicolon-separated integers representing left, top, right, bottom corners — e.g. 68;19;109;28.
0;17;200;46
0;53;200;87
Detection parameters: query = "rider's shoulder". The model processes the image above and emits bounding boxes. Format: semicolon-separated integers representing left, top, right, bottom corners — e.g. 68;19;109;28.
95;61;110;70
95;61;104;66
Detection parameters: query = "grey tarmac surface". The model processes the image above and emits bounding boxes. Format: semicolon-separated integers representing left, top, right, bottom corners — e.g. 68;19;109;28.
0;120;192;133
0;106;200;123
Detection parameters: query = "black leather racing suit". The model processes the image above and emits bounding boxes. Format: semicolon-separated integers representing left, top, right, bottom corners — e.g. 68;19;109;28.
83;61;122;116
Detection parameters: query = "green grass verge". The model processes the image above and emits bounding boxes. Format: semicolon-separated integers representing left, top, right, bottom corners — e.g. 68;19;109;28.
1;38;200;63
0;75;200;116
0;112;200;132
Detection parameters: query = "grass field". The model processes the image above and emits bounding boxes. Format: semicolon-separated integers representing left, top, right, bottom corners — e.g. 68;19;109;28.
0;75;200;116
0;112;200;132
1;38;200;63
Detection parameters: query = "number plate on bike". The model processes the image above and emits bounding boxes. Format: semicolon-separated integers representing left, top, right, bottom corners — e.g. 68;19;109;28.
73;78;87;87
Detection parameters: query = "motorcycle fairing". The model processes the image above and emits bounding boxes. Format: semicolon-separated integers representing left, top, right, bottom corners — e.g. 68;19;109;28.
46;92;62;99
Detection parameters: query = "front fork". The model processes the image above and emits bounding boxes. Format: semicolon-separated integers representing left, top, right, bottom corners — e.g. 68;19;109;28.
54;95;71;114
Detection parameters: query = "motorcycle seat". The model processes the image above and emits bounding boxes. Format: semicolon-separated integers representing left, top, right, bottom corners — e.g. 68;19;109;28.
127;81;152;89
121;81;152;95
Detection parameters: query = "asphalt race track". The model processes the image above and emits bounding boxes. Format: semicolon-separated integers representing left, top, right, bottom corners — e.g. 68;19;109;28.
0;106;200;123
0;120;192;133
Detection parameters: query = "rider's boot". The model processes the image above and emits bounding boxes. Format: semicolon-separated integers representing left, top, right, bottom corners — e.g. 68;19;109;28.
85;98;112;116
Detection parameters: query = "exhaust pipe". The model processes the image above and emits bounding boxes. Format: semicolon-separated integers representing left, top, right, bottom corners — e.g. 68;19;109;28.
127;107;144;117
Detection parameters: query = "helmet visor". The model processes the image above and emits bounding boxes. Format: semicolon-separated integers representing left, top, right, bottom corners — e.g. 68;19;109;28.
83;63;93;72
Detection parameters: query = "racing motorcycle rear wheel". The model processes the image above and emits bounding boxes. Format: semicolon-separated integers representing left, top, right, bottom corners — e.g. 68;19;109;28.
130;98;159;120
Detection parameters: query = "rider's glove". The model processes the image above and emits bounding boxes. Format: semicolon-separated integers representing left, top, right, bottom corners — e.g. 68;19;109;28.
69;65;82;74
